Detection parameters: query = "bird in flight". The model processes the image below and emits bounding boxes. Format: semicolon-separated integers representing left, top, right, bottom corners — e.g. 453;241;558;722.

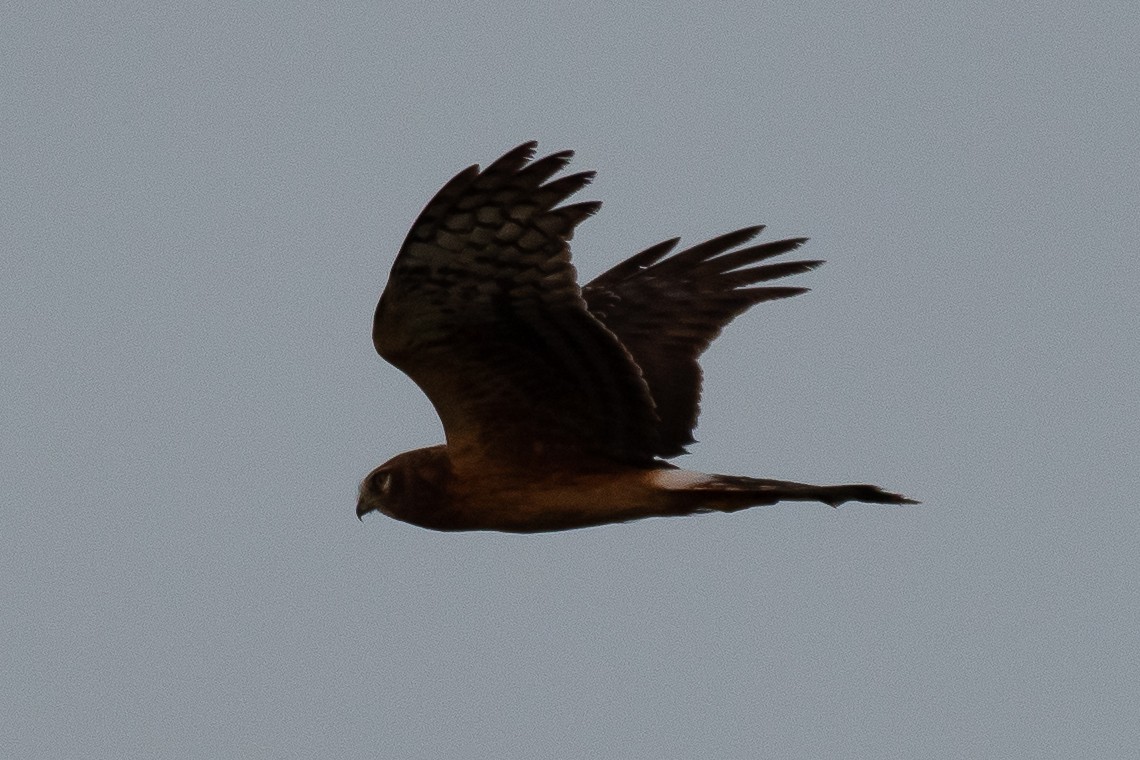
358;142;916;532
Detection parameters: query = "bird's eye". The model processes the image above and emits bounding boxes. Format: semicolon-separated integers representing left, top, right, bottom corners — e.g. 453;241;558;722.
374;472;391;495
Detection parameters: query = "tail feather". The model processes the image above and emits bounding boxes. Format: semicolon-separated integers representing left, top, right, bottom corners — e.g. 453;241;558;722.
681;473;919;512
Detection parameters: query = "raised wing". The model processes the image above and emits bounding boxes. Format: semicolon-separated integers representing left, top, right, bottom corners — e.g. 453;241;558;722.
583;227;821;456
373;142;661;468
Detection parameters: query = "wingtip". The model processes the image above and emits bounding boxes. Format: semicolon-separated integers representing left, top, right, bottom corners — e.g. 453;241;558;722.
740;224;767;240
486;141;541;172
513;140;578;165
546;147;575;162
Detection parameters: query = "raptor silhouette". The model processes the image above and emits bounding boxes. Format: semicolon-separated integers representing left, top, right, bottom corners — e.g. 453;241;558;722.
358;142;916;532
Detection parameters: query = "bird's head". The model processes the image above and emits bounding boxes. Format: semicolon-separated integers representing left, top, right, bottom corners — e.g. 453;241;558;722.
357;464;399;521
356;446;452;525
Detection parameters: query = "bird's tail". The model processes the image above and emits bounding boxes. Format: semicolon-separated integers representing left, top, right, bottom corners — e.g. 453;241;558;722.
662;471;919;514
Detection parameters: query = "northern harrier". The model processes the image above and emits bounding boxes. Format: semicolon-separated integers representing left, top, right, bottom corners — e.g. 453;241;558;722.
358;142;916;532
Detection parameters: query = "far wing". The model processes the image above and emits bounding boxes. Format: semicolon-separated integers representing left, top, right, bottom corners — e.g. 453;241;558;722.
374;142;661;468
583;227;820;456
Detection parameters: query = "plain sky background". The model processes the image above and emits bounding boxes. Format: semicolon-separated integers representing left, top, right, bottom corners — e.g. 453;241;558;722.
5;2;1138;757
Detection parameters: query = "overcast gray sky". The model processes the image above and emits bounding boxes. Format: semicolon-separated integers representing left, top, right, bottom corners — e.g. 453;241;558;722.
5;2;1138;758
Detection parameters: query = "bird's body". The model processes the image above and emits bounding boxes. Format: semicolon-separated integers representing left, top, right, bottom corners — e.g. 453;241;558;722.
357;142;916;532
362;446;676;533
